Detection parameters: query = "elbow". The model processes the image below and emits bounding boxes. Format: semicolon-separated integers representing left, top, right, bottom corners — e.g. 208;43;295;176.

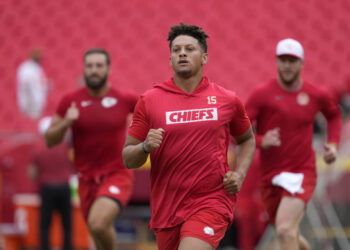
44;136;57;148
46;142;55;148
123;160;137;170
124;158;141;169
238;132;256;146
122;156;141;170
122;145;145;169
123;159;132;169
44;131;61;148
125;164;134;169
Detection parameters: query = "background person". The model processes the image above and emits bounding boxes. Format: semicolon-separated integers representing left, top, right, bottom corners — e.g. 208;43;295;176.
245;38;342;250
45;48;138;250
17;48;50;120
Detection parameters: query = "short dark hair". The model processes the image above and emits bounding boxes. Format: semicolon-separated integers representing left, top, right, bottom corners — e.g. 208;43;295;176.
84;48;110;65
167;23;209;53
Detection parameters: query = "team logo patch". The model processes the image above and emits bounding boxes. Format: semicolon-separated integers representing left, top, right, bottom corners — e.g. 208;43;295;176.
203;226;214;236
297;92;309;106
166;108;218;124
102;97;118;108
109;186;120;194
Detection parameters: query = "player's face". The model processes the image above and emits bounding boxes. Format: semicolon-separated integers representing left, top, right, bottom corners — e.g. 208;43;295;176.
170;35;208;77
277;55;303;85
84;53;110;90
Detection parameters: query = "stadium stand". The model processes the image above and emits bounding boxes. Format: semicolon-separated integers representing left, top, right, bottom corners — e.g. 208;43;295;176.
0;0;349;249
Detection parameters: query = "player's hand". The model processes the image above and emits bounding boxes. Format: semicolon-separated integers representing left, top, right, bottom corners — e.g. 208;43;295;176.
65;102;79;125
223;170;244;194
323;143;337;164
261;127;281;149
144;128;165;153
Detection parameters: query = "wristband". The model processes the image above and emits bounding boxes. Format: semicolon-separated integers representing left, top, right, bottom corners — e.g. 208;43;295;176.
142;141;150;154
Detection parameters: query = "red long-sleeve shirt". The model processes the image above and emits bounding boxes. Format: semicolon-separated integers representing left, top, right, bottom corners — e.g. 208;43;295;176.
245;79;341;185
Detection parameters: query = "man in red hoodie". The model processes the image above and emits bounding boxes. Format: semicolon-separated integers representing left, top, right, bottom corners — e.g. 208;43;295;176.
245;38;342;250
122;23;256;250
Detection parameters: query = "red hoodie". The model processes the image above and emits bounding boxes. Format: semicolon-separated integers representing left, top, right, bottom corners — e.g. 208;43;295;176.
245;79;342;185
128;77;251;229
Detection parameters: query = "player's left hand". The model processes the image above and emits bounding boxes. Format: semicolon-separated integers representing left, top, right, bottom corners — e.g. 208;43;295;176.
323;143;337;164
223;170;244;194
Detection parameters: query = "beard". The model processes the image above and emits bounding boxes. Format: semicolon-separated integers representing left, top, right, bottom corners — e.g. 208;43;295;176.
278;70;299;85
84;74;108;90
177;69;192;77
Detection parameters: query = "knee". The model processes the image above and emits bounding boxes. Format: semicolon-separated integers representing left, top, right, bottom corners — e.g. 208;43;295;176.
301;243;311;250
88;216;109;236
275;224;298;242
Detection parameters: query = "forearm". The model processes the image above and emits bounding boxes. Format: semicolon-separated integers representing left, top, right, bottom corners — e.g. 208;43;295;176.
45;119;71;147
235;136;256;178
326;114;342;145
122;143;149;169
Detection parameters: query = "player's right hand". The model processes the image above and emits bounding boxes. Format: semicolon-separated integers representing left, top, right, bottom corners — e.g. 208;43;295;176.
223;170;244;194
323;143;337;164
144;128;165;153
261;127;281;149
65;102;79;124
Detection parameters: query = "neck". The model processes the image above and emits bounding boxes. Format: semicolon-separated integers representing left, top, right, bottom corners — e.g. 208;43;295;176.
277;77;302;92
88;83;110;97
173;71;203;93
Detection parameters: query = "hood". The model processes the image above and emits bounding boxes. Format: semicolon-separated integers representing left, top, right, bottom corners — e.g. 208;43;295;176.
153;77;209;96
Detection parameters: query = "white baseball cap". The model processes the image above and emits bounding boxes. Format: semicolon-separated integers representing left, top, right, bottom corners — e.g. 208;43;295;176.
276;38;304;59
38;116;52;136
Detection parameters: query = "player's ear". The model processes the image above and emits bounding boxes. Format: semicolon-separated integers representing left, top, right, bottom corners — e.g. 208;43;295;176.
201;53;208;66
